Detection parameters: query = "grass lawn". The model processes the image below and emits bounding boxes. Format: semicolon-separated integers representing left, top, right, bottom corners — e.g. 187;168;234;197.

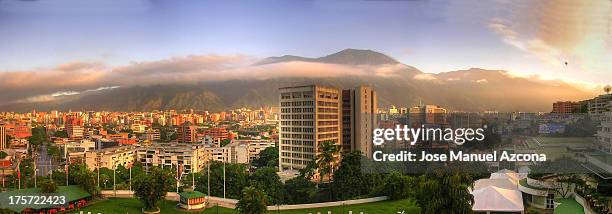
71;198;420;214
526;139;540;149
536;147;569;160
271;198;420;214
71;198;236;214
553;198;584;214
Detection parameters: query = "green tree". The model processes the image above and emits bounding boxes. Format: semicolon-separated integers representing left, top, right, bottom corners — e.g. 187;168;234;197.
68;163;99;196
315;141;339;199
39;179;58;193
133;167;174;211
220;139;232;147
248;167;283;204
415;171;474;214
52;130;68;138
236;186;268;214
282;176;316;204
28;127;48;147
195;162;248;199
375;172;414;200
333;151;371;200
251;146;278;168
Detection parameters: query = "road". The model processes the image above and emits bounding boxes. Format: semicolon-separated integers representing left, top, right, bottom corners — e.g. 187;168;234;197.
35;144;57;176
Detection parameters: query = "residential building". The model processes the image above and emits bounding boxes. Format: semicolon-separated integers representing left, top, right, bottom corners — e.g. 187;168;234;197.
342;86;377;158
552;101;582;114
596;101;612;154
0;123;5;150
178;122;197;143
279;85;341;173
409;104;448;127
588;94;612;115
66;124;84;140
140;130;161;141
137;143;206;173
84;146;137;170
203;127;230;141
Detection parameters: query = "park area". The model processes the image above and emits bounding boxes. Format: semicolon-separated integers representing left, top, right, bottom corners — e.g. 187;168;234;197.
72;198;420;214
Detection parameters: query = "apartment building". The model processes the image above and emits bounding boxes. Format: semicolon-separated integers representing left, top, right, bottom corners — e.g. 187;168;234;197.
342;86;377;158
178;122;197;143
204;143;249;164
596;101;612;154
0;123;5;150
551;101;582;114
409;104;448;127
202;140;275;164
588;94;612;115
278;85;341;171
84;146;137;170
137;143;206;173
66;124;84;140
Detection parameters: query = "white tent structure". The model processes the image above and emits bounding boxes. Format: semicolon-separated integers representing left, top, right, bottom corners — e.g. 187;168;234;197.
472;186;525;213
471;169;525;213
473;178;517;191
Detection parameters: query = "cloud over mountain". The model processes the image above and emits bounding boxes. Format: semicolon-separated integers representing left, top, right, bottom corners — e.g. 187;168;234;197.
0;49;413;105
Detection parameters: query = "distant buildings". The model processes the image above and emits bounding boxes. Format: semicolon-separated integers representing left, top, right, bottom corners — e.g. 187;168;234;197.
0;123;5;150
409;104;448;127
66;124;84;140
551;101;582;114
178;122;197;143
137;143;207;173
85;146;137;170
204;127;230;141
587;94;612;115
342;86;377;158
278;85;341;172
596;100;612;154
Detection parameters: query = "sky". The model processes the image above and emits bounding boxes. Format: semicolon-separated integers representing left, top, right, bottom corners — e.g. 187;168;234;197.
0;0;611;99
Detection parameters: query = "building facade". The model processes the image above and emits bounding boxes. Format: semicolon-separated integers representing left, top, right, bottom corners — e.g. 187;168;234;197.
84;146;137;170
342;86;377;158
588;94;612;115
137;143;206;173
551;101;581;114
279;85;341;172
0;123;5;150
178;122;197;143
409;104;448;127
596;101;612;154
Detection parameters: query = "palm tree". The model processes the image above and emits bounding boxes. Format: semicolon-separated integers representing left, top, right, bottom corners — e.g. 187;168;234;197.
236;186;268;214
315;141;339;200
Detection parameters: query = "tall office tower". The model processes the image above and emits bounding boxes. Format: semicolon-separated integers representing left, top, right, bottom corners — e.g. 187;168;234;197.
342;86;377;158
279;85;342;172
0;123;6;150
178;121;197;143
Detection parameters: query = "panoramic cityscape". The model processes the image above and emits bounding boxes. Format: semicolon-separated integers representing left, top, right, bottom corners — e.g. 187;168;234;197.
0;0;611;214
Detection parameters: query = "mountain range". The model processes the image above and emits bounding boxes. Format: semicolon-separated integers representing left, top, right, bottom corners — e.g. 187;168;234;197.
0;49;594;112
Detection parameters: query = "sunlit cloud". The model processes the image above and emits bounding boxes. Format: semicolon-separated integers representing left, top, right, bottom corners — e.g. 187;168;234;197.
487;0;612;80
